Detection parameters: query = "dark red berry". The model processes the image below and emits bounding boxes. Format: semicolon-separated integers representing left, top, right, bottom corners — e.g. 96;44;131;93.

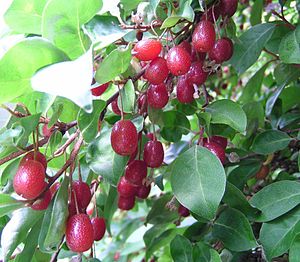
209;37;233;63
66;214;94;252
133;39;162;61
186;61;208;85
144;57;169;84
178;204;190;217
118;195;135;210
91;217;106;241
125;160;147;186
177;76;195;104
192;20;216;53
136;184;151;199
147;83;169;109
71;181;92;211
91;82;110;96
167;46;191;76
31;185;51;211
219;0;238;17
146;133;154;140
111;120;138;156
117;176;137;197
191;45;206;62
20;151;47;170
68;201;77;217
203;141;226;164
178;41;192;55
138;93;148;115
13;160;45;200
111;98;122;116
143;140;164;168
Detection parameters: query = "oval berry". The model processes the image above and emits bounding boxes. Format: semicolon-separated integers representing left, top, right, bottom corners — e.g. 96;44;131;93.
144;57;169;84
167;46;191;76
117;176;137;197
71;181;92;211
256;165;270;180
209;37;233;63
111;98;122;116
91;217;106;241
138;93;148;115
136;184;151;199
125;160;148;186
192;20;216;53
133;39;162;61
177;77;195;104
147;83;169;109
143;140;164;168
31;186;51;211
20;151;47;170
219;0;238;17
203;141;226;164
178;204;190;217
203;136;228;149
186;61;208;85
118;195;135;210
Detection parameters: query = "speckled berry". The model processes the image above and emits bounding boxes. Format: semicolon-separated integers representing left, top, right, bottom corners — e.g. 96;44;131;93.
20;151;47;170
117;176;137;197
143;140;164;168
192;20;216;53
133;39;162;61
91;217;106;241
166;46;191;76
209;37;233;63
125;160;148;186
147;84;169;109
176;76;195;104
118;195;135;210
144;57;169;84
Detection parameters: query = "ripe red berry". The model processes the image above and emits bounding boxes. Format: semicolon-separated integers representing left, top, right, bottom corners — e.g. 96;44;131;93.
136;184;151;199
219;0;238;17
146;133;155;141
31;185;51;210
204;136;228;149
125;160;148;186
178;41;192;54
91;217;106;241
147;83;169;109
192;20;216;53
178;204;190;217
256;165;270;180
111;98;122;116
118;195;135;210
66;214;94;252
138;93;148;115
91;82;110;96
20;151;47;170
166;46;191;76
71;181;92;211
144;57;169;84
176;77;195;104
191;45;206;62
111;120;138;156
185;61;208;85
117;176;137;197
203;141;226;164
209;37;233;63
143;140;164;168
13;160;45;200
133;39;162;61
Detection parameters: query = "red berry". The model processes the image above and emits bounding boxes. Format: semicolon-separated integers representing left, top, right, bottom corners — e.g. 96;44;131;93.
31;185;51;210
219;0;238;17
68;201;77;217
191;45;206;62
91;217;106;241
125;160;148;186
136;184;151;199
178;41;192;54
13;160;45;200
138;93;148;115
42;124;53;137
66;214;94;252
185;61;208;85
117;176;137;197
111;120;138;156
147;83;169;109
201;5;220;22
111;98;122;116
71;181;92;211
143;140;164;168
133;39;162;61
176;77;195;104
20;151;47;170
192;20;216;53
91;82;110;96
178;204;190;217
204;136;228;149
203;141;226;164
146;133;155;140
144;57;169;84
118;195;135;210
86;203;94;216
166;46;191;76
209;37;233;63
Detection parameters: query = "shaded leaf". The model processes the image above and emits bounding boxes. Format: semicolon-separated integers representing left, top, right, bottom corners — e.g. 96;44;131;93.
0;194;24;218
279;25;300;64
170;235;193;262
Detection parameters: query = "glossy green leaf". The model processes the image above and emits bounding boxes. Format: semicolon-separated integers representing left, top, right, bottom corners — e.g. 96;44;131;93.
289;234;300;262
249;181;300;222
95;45;132;85
170;146;226;220
118;80;135;113
0;38;67;104
230;23;276;74
212;208;257;251
279;25;300;64
251;130;292;154
250;0;263;26
0;194;24;217
132;116;144;133
206;99;247;133
193;242;221;262
104;186;118;235
170;235;193;262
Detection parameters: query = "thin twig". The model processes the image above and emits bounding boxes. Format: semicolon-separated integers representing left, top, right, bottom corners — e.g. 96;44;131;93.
51;130;80;158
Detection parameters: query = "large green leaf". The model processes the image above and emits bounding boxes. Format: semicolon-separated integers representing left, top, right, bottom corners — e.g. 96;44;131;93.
250;0;263;26
230;23;276;74
279;25;300;64
251;130;292;154
170;235;193;262
170;146;226;220
0;194;24;218
0;38;67;104
290;234;300;262
212;208;257;251
260;205;300;261
206;99;247;133
103;186;118;235
118;80;136;113
193;242;221;262
42;0;102;59
249;181;300;222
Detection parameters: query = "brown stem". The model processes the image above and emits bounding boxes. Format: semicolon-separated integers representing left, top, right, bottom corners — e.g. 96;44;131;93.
271;10;296;30
51;130;80;158
120;20;162;31
50;237;64;262
202;84;210;108
263;48;279;59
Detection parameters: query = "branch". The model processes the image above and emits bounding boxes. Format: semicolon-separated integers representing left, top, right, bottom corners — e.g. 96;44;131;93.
120;20;162;31
51;130;80;158
271;10;296;30
263;48;279;60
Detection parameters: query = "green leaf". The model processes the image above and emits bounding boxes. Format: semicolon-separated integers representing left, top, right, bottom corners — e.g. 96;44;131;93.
230;23;276;74
1;157;21;185
0;38;67;104
206;99;247;133
260;205;300;261
95;45;132;85
48;131;63;155
4;0;48;34
289;234;300;262
193;242;221;262
120;0;142;11
1;208;44;260
104;186;118;235
250;0;263;26
243;102;265;136
42;0;102;59
0;194;24;218
212;208;257;251
170;235;193;262
78;100;106;142
48;103;64;128
170;146;226;220
118;80;135;113
249;181;300;222
251;130;292;154
132;116;144;133
265;24;290;54
279;25;300;64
